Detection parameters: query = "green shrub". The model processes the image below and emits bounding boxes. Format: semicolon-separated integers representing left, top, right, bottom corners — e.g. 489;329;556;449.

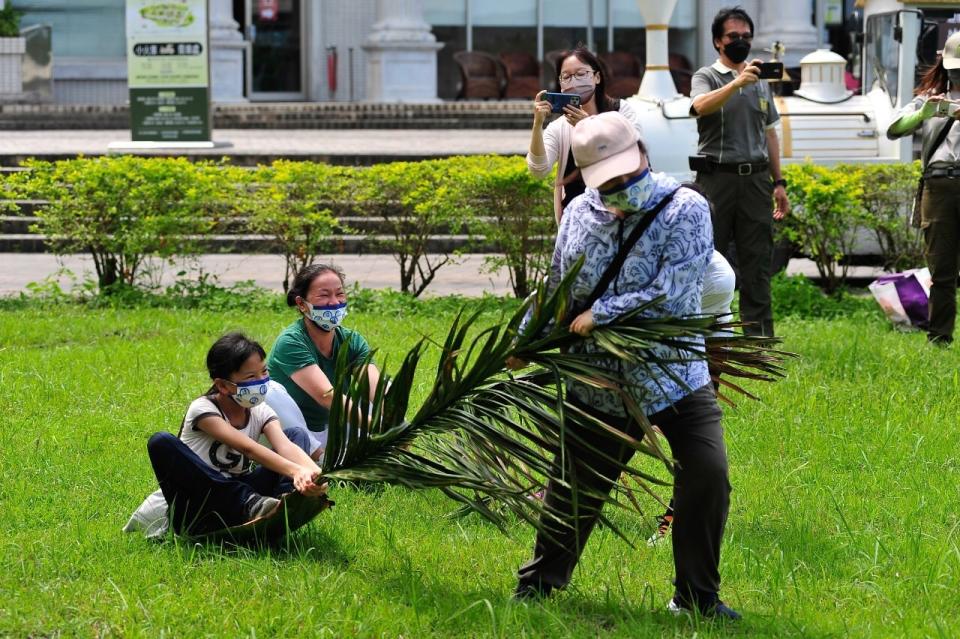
7;157;232;290
356;159;476;298
858;161;924;271
242;160;351;293
0;1;22;37
451;155;555;299
7;266;284;311
779;162;867;294
770;272;877;319
348;284;522;318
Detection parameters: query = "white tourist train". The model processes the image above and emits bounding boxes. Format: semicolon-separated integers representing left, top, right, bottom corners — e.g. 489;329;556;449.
628;0;935;178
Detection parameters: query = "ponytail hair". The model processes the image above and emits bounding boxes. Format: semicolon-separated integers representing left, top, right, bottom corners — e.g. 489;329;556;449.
286;263;346;307
917;58;949;96
204;332;266;394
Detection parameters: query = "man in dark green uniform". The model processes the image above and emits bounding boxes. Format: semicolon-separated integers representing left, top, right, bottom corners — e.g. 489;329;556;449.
690;6;790;337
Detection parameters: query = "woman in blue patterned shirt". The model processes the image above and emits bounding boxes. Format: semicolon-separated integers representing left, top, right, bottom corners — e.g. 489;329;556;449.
510;112;741;621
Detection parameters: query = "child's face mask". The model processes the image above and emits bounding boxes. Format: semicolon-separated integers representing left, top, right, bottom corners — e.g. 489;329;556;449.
228;376;270;408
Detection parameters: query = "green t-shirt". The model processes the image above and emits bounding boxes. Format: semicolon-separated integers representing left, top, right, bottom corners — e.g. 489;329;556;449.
267;319;371;432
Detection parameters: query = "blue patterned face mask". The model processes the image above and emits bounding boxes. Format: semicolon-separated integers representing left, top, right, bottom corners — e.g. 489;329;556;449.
307;301;348;332
229;376;270;408
599;169;656;213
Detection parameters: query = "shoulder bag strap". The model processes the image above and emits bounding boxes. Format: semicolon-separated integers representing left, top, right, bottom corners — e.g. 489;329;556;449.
567;187;683;323
925;118;956;168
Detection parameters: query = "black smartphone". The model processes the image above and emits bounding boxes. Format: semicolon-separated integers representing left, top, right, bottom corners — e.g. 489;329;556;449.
544;92;581;113
757;62;784;80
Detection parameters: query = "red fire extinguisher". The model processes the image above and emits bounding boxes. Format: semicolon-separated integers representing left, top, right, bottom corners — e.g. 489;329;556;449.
327;46;338;95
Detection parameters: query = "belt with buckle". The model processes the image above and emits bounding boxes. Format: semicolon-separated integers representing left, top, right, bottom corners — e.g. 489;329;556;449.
925;167;960;179
713;161;769;175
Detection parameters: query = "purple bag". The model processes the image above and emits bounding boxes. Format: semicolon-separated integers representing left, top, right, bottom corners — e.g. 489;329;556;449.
869;269;932;330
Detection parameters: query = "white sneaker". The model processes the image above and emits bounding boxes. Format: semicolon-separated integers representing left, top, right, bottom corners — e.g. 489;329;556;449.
667;598;689;616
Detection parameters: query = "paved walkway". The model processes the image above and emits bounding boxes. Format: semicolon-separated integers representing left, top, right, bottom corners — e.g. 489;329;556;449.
0;253;515;297
0;253;885;298
0;129;531;158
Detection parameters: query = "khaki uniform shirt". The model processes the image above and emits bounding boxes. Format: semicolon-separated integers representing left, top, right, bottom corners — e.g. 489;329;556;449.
690;60;780;164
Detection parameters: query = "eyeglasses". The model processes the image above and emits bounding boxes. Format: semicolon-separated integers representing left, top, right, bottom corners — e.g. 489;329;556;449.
724;31;753;41
559;68;596;82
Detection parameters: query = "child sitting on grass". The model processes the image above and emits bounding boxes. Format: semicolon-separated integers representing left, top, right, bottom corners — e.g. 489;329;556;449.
124;332;327;540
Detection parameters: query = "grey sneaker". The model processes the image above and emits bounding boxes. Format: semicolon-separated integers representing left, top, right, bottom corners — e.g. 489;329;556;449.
244;494;280;522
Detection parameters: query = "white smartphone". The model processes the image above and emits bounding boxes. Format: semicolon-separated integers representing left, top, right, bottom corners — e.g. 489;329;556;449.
936;100;959;117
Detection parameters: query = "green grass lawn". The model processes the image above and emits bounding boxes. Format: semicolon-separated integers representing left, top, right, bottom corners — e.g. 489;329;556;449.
3;302;959;638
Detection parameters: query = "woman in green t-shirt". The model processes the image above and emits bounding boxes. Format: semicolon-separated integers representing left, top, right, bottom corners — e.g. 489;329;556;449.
266;264;380;459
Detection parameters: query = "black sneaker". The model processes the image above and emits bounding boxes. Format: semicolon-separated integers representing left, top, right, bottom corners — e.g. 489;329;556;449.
512;582;553;601
667;597;741;621
928;333;953;347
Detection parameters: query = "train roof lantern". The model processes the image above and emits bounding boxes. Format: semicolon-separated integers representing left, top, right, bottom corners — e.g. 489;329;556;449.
793;49;854;104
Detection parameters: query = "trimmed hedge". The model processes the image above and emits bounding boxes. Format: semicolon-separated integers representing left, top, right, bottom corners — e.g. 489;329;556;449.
780;161;923;293
2;156;920;297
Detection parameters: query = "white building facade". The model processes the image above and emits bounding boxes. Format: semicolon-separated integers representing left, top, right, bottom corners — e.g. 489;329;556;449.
15;0;838;105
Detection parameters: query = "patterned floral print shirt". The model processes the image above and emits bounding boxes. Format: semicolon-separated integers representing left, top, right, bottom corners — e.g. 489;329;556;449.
541;172;713;416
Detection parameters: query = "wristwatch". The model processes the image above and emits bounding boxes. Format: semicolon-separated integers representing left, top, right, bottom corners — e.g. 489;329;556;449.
773;178;788;188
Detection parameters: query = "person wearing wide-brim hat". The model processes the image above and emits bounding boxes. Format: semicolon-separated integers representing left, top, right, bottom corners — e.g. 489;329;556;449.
888;31;960;346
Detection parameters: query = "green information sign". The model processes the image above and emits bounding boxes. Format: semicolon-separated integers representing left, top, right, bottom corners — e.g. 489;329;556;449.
125;0;211;143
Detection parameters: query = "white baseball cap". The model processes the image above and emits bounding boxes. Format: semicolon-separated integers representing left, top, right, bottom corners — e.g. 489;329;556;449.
943;31;960;70
571;112;642;189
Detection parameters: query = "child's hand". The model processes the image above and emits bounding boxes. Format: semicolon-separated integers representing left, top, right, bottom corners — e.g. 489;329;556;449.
293;467;326;496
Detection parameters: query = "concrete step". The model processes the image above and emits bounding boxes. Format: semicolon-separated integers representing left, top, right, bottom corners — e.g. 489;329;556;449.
0;201;496;252
0;201;509;235
0;233;494;254
0;151;488;167
0;102;534;131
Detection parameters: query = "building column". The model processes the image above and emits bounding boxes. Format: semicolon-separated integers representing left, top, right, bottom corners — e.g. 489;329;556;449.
363;0;443;102
636;0;679;98
755;0;819;67
209;0;247;102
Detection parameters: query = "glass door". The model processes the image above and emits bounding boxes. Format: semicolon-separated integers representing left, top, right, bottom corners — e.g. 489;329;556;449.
245;0;305;100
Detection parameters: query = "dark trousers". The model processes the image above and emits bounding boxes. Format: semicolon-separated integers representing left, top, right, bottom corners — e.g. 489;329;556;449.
921;177;960;341
147;428;312;535
698;170;775;337
516;385;731;607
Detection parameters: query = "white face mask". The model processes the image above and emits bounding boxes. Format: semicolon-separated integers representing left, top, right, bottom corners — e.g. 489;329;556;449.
305;301;348;332
228;376;270;408
599;169;656;213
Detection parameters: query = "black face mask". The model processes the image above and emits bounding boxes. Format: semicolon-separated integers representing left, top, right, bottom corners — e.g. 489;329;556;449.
949;69;960;88
723;39;751;64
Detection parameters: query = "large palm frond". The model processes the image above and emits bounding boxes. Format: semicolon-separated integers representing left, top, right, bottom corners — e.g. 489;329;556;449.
318;258;794;540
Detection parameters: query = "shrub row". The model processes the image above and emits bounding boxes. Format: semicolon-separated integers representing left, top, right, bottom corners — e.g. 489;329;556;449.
1;156;555;298
780;161;923;293
1;156;922;299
